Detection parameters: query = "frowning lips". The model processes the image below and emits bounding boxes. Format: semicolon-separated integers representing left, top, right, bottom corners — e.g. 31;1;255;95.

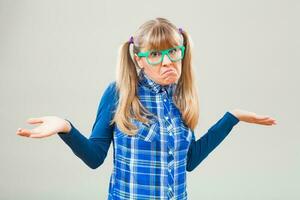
161;69;175;75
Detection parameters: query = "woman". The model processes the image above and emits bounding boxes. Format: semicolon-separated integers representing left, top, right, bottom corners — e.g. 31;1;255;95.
16;18;276;200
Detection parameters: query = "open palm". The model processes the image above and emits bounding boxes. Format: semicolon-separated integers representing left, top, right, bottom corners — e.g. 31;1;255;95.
231;109;277;125
16;116;71;138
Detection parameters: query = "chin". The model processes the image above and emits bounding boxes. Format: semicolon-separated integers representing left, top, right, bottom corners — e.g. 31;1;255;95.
164;79;178;85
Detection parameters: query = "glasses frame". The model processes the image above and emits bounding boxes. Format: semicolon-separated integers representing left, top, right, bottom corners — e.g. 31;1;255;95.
137;45;185;65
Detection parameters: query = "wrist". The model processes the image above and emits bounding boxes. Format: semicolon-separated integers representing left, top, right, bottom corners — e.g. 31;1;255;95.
229;109;241;120
62;119;72;133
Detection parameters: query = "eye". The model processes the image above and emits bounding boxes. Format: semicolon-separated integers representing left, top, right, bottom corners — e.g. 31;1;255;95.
149;51;161;57
169;48;178;55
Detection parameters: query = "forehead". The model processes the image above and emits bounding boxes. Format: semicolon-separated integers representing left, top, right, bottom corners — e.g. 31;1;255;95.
141;29;182;52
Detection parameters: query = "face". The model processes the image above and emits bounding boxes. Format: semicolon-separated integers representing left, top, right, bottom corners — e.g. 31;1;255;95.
134;47;182;86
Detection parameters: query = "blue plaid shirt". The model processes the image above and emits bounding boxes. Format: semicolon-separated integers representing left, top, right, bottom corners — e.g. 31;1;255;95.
108;70;195;200
58;69;240;200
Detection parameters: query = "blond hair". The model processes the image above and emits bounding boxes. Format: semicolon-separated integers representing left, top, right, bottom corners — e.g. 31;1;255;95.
111;17;200;136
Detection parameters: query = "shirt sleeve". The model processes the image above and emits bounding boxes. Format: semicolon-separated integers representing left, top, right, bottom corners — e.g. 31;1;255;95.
57;81;118;169
186;111;240;172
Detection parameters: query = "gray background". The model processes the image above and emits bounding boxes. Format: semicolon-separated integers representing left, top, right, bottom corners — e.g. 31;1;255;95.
1;0;299;199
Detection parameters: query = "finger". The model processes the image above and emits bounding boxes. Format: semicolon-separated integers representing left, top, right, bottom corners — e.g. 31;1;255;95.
266;119;277;125
254;121;272;125
16;126;43;137
29;132;53;138
27;118;44;124
255;120;276;126
16;128;32;137
256;117;276;124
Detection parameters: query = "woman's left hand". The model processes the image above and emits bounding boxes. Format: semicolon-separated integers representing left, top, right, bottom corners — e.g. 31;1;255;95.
230;109;277;126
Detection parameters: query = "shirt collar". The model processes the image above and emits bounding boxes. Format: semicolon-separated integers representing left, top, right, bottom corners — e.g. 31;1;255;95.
138;69;177;97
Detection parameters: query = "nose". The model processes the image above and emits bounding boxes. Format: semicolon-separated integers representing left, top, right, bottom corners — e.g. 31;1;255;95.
161;54;172;66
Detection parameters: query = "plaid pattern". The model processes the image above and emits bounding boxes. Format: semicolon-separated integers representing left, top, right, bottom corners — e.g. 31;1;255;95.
108;70;195;200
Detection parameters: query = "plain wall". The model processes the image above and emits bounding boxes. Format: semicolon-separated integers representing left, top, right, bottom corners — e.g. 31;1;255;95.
1;0;299;199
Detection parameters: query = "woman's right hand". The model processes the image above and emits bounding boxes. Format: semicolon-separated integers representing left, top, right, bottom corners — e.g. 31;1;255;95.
16;116;72;138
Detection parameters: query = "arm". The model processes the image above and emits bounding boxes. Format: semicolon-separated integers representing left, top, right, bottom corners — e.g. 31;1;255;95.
58;82;118;169
186;111;239;172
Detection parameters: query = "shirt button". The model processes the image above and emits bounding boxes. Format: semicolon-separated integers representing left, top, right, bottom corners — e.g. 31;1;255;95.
169;132;173;136
168;150;172;155
164;99;167;102
168;168;171;172
165;116;169;120
168;187;172;191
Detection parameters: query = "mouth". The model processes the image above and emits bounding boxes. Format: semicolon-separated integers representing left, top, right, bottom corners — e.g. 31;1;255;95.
162;69;175;75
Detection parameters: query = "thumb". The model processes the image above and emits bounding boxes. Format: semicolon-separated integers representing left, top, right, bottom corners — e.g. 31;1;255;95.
27;118;43;124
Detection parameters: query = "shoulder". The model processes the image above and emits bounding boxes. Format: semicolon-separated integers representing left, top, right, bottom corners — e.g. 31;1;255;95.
101;81;118;96
99;81;119;108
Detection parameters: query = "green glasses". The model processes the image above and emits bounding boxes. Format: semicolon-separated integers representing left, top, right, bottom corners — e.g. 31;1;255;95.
137;45;185;65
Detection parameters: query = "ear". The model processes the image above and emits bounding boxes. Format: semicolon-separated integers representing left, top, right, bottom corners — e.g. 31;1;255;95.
134;53;140;62
134;54;143;69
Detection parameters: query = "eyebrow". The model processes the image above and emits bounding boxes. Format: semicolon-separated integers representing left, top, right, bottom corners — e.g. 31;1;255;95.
146;45;179;52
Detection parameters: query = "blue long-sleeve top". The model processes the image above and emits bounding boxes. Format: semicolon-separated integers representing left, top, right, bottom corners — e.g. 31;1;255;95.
58;82;239;171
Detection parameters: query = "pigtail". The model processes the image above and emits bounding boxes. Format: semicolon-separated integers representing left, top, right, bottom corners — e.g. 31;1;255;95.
175;29;200;130
112;40;155;135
